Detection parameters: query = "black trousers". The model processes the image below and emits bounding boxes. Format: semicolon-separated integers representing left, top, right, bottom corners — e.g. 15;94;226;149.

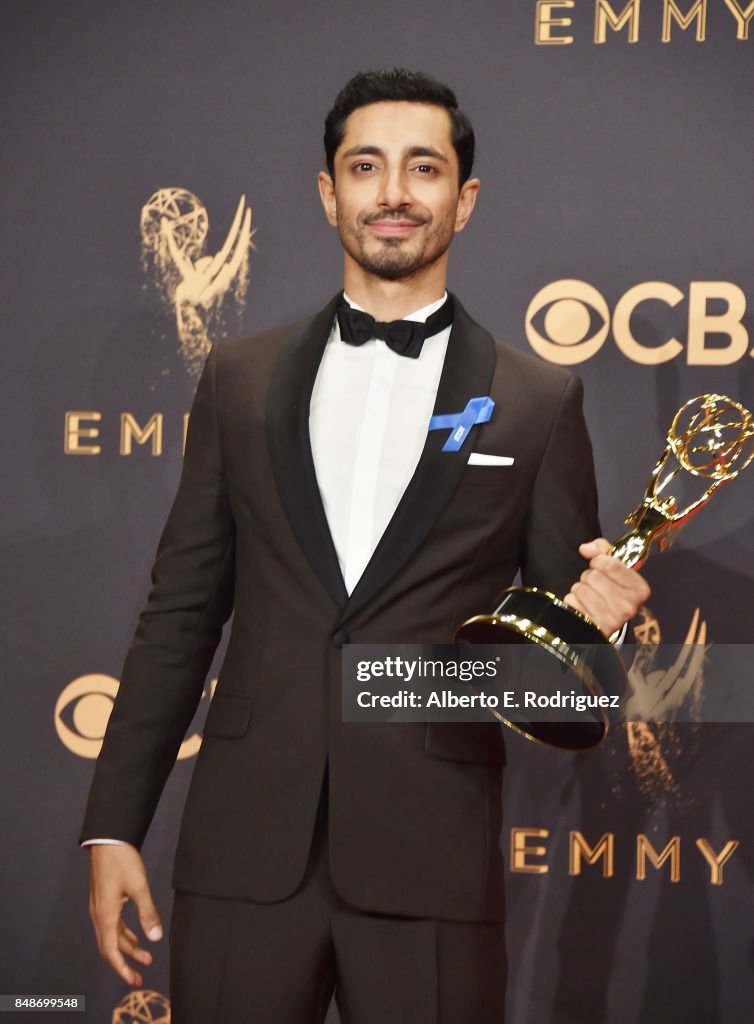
169;786;507;1023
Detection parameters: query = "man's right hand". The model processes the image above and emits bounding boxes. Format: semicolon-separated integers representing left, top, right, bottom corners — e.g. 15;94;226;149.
87;843;163;987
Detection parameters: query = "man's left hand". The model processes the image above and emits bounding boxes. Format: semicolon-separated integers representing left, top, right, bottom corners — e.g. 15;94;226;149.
563;538;651;638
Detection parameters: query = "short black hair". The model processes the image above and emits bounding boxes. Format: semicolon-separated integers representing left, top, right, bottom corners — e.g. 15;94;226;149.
324;68;475;186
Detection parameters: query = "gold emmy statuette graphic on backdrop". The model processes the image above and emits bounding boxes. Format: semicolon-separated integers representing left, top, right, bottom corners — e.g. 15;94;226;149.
140;187;253;375
112;989;169;1024
625;605;707;802
455;394;754;750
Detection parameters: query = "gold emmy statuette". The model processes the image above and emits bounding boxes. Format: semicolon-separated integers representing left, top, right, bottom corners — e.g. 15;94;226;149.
455;394;754;751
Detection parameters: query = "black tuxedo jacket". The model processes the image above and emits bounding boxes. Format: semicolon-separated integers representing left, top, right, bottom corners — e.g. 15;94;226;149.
80;294;599;923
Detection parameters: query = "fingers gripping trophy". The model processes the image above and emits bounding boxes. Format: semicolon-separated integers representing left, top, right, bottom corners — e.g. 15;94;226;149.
455;395;754;751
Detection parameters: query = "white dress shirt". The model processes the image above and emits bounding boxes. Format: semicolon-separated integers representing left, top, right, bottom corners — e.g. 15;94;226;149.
309;291;450;594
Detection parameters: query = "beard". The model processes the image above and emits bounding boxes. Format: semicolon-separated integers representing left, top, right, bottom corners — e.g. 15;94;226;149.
337;209;455;282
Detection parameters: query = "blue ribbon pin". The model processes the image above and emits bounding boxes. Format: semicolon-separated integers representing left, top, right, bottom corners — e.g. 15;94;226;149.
428;396;495;452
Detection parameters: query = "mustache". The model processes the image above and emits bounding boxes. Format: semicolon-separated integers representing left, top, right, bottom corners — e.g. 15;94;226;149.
360;211;430;226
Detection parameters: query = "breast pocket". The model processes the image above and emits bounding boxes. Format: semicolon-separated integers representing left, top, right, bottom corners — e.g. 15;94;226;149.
458;462;519;491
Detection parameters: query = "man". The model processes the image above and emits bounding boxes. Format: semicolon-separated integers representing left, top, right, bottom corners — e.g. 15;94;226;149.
81;69;649;1022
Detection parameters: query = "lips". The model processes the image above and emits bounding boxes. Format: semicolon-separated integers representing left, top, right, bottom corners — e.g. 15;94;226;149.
368;220;422;236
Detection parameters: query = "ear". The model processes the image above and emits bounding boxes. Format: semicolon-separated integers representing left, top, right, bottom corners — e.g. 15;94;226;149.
317;171;338;227
454;177;480;233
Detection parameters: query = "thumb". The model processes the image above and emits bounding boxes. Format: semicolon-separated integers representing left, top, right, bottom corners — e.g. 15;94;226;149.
579;537;611;558
133;884;163;942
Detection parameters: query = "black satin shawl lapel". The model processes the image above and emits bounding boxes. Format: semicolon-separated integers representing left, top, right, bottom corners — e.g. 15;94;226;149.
266;295;348;609
338;296;497;624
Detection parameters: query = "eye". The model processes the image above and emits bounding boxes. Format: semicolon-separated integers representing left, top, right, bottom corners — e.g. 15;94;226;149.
353;161;376;173
412;164;437;174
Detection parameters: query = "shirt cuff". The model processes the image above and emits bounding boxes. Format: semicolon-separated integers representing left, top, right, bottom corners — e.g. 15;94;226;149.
609;622;628;648
80;838;128;847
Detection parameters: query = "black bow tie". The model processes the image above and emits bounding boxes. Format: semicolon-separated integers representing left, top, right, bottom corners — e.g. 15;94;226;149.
336;294;454;359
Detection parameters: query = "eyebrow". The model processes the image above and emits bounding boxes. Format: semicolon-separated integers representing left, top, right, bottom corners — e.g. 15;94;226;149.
340;144;450;164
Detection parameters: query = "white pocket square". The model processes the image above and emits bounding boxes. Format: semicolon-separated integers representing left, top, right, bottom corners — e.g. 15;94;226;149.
467;452;515;466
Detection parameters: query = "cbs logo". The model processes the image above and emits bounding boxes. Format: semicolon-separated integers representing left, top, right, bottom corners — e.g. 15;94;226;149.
525;280;752;365
55;674;216;759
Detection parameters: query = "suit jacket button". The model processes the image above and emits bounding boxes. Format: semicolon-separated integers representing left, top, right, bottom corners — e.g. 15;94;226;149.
332;630;350;648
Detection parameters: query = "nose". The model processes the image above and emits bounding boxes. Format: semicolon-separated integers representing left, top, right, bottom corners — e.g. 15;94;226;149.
376;166;411;210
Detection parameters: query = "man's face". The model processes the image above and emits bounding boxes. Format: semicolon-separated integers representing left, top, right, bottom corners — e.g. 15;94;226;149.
319;101;478;282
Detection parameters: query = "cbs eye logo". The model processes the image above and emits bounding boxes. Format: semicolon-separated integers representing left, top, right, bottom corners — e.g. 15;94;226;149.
55;674;211;759
525;280;610;365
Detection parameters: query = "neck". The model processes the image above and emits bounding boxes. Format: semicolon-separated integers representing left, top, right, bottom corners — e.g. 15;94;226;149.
342;254;448;320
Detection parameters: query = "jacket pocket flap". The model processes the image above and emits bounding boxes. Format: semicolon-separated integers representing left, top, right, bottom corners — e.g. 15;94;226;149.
425;722;506;765
203;693;252;738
